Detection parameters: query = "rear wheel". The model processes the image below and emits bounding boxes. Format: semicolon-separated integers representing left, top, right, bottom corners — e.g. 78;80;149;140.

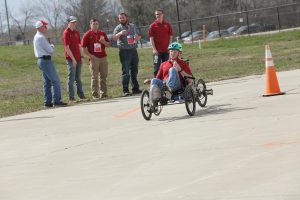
195;79;207;107
184;85;196;116
140;90;152;120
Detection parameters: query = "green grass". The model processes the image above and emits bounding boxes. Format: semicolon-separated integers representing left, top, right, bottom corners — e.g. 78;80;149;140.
1;30;300;118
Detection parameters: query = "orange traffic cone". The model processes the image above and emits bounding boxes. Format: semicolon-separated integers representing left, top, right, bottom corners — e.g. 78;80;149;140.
263;45;285;97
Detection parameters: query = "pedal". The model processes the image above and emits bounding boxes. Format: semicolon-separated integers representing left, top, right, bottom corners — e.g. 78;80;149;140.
205;89;213;95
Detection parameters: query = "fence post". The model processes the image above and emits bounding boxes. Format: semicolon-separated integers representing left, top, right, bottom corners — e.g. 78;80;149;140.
203;25;206;48
189;17;193;44
216;15;221;37
276;7;281;31
245;9;250;35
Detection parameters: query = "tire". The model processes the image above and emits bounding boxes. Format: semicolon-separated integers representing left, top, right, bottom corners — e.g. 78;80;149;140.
184;85;196;116
140;90;152;120
195;79;207;107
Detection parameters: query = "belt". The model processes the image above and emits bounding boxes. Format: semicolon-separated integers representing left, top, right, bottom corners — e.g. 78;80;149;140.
119;48;137;51
38;55;51;60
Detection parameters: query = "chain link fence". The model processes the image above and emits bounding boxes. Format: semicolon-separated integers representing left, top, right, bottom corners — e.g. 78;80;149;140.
137;2;300;46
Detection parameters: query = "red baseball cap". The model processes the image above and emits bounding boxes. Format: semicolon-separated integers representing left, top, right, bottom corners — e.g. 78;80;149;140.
35;20;48;29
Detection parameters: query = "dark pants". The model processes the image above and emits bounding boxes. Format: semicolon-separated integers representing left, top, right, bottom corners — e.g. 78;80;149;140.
153;52;169;77
119;49;140;93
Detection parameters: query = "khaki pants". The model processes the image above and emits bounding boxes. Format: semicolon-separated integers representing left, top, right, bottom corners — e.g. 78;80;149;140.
89;56;108;97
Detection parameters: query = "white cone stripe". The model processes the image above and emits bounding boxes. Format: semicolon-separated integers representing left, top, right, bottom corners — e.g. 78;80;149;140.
265;50;272;58
266;60;274;67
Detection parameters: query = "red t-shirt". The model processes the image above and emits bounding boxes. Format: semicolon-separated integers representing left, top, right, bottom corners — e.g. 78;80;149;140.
148;20;173;53
156;58;192;86
62;28;81;62
81;29;109;58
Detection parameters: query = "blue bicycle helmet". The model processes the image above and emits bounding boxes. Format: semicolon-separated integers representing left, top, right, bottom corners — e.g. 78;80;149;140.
168;42;182;52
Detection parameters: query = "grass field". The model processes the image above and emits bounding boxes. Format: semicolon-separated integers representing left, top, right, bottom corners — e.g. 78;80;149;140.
1;30;300;118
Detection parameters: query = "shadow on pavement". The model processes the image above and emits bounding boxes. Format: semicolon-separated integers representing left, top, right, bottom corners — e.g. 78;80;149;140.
157;104;255;122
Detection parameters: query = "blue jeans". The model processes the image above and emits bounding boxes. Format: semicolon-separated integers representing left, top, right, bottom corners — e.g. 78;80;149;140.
153;52;169;77
151;67;181;92
66;60;84;98
119;49;140;93
37;59;61;104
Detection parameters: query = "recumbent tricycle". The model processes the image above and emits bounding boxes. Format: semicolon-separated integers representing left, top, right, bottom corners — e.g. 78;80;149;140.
140;71;213;120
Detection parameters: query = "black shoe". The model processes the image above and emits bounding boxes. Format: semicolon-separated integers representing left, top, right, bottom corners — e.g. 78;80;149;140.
100;94;108;99
132;89;142;94
79;95;87;101
122;92;132;97
44;103;53;108
53;101;68;107
69;97;76;102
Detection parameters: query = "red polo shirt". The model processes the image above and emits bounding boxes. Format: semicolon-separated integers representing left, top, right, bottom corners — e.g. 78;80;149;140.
81;29;109;58
148;20;173;53
156;58;192;86
62;28;81;62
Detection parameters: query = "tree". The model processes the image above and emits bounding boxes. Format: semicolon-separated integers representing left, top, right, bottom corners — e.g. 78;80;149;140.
34;0;65;43
64;0;108;33
10;5;35;41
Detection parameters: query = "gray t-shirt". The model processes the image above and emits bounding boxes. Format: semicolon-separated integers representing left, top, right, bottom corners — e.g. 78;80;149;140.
113;23;140;50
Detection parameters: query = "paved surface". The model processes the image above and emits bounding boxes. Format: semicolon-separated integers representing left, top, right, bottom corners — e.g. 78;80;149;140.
1;70;300;200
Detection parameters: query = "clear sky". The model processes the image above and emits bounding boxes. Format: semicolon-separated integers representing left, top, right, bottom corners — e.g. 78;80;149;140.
3;0;28;13
1;0;34;29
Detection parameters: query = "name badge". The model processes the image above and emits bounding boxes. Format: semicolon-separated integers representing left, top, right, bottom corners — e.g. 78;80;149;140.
127;35;134;44
94;43;102;52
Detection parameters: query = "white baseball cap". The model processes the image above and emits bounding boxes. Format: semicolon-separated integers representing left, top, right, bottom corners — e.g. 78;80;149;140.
35;20;48;29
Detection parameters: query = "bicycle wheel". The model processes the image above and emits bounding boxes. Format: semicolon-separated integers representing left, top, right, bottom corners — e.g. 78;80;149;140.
140;90;152;120
195;79;207;107
184;85;196;116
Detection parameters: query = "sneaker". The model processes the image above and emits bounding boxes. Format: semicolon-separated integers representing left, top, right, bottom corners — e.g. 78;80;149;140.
143;79;151;85
132;89;142;94
122;92;132;97
53;101;68;107
44;103;53;108
165;90;172;100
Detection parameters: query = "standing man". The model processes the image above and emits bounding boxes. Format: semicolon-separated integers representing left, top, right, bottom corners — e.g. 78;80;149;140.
81;19;111;99
148;8;173;76
33;20;67;108
113;12;142;97
62;16;86;102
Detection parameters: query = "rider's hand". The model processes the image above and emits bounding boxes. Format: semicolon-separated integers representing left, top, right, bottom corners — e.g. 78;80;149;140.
172;61;181;71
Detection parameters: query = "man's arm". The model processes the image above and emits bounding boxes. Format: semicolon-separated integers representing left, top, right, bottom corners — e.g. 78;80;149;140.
82;47;94;59
169;35;173;45
41;36;54;54
65;45;77;67
99;36;111;47
150;37;158;54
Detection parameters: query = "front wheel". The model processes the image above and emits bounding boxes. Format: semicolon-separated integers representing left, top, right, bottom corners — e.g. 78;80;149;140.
140;90;152;120
195;79;207;107
184;85;196;116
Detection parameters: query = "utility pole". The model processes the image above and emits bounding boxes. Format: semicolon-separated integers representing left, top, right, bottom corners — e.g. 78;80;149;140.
0;12;3;38
175;0;182;39
4;0;12;41
106;19;109;33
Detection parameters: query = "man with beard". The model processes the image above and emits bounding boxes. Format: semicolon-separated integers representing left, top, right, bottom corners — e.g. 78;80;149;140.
113;12;142;97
